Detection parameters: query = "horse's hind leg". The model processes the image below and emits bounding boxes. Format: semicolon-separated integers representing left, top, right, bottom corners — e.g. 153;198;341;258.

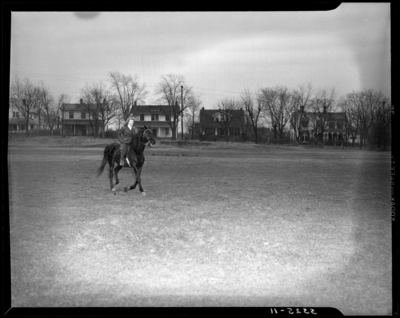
114;165;122;185
108;159;116;194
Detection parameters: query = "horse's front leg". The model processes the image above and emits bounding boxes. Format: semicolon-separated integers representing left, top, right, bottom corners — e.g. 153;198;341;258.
114;165;122;185
136;165;145;195
124;166;138;193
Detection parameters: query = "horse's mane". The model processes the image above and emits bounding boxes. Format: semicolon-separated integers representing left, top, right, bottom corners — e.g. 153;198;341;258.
127;128;146;147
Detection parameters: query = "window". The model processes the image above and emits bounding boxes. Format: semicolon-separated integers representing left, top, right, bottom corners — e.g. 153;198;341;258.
69;112;74;119
151;114;159;121
13;111;19;118
20;125;25;131
165;128;169;135
165;114;170;122
140;114;145;121
329;122;335;129
81;112;86;119
205;128;214;136
337;121;343;129
13;125;17;131
301;120;309;128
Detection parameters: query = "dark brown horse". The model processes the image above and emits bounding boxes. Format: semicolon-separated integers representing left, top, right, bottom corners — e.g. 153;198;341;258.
96;126;156;195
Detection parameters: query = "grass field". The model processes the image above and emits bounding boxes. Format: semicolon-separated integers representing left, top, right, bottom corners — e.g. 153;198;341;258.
7;140;392;315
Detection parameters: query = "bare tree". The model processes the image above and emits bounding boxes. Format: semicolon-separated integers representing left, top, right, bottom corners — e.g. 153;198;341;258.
56;93;70;132
154;74;193;140
38;81;56;134
241;88;265;144
372;98;391;150
214;97;243;141
345;89;385;149
308;87;337;142
108;71;148;121
338;95;359;147
80;83;101;138
261;86;293;143
114;107;125;130
80;82;118;138
287;83;314;144
92;82;117;138
185;94;202;139
9;77;41;137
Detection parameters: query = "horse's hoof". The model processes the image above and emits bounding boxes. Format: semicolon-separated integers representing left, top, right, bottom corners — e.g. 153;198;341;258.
116;181;119;185
124;187;128;193
142;192;146;196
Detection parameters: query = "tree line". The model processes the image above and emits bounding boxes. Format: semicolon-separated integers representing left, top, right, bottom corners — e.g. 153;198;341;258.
187;84;390;150
9;73;193;139
9;74;391;149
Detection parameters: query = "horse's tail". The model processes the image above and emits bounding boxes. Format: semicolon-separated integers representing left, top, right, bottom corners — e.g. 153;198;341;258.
96;146;109;177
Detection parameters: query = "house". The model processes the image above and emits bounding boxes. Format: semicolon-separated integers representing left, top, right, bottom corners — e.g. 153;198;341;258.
130;104;180;138
198;107;246;139
61;99;107;136
8;105;40;133
290;106;352;144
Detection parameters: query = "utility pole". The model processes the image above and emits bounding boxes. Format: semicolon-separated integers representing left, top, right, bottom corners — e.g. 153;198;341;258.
181;85;184;140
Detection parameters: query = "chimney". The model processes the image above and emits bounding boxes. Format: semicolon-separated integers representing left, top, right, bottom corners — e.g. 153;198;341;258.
103;98;106;104
300;106;304;113
323;106;327;113
80;99;83;104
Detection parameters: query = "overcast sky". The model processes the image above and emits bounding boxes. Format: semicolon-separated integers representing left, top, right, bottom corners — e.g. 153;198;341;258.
10;4;391;108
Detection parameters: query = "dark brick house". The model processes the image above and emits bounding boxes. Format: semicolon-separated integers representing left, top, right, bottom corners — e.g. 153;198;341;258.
197;107;246;139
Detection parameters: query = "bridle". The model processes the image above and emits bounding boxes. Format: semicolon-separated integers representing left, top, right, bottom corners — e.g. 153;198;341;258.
139;129;154;147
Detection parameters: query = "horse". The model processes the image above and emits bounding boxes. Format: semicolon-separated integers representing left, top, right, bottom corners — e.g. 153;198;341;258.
96;125;156;195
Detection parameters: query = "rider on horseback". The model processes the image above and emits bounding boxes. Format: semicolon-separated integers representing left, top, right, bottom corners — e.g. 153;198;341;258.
117;116;137;167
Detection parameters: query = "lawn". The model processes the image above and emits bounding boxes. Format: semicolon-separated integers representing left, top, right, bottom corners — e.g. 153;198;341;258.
7;141;392;315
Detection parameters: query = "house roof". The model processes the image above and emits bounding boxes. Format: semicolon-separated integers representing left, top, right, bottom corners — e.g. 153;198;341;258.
131;105;180;115
200;108;244;116
293;111;347;122
62;103;85;111
61;103;181;114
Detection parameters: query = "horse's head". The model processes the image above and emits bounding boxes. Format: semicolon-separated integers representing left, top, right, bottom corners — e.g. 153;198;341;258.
140;125;156;147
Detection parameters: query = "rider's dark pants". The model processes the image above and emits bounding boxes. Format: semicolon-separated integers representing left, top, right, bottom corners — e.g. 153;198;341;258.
120;143;128;165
